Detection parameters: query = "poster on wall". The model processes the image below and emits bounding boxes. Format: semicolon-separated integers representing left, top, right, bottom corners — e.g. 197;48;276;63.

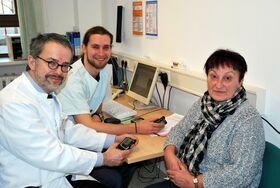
145;0;158;37
132;1;143;36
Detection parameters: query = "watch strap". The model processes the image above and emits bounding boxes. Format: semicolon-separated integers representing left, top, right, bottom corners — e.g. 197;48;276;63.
193;175;198;188
92;112;104;122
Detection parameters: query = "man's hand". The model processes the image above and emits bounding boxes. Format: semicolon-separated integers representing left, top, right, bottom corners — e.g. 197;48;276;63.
103;143;131;166
134;118;165;134
103;134;138;166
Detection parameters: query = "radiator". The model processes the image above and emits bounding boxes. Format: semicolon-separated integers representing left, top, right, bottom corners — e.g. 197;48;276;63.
0;74;18;90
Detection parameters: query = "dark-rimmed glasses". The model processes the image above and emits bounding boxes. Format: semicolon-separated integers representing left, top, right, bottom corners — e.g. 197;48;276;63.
37;56;72;73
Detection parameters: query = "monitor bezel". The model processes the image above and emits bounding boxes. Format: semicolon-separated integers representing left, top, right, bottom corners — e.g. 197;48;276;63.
127;62;159;105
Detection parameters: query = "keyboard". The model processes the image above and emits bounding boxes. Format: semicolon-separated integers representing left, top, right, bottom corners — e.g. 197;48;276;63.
102;100;137;120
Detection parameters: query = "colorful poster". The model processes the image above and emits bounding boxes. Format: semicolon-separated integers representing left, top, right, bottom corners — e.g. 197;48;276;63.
145;1;158;36
132;1;143;36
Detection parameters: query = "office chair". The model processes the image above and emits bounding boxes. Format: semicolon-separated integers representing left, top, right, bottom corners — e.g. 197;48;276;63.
259;141;280;188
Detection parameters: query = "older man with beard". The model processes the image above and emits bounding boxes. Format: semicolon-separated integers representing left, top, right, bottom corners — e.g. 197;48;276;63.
0;33;136;188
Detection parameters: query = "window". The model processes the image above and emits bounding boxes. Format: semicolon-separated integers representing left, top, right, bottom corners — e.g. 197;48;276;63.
0;0;19;58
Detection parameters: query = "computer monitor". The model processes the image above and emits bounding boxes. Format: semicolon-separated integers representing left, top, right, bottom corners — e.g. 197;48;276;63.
127;62;160;109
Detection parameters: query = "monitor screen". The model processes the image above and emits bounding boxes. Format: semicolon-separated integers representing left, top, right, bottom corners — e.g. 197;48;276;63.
127;62;159;107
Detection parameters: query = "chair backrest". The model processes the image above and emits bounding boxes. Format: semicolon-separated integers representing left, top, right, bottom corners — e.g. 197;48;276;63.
259;141;280;188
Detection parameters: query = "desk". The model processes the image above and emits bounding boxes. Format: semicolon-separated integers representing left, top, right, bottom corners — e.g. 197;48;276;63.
115;94;173;164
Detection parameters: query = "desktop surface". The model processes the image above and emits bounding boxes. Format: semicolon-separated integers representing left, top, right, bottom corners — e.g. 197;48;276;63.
114;94;173;164
126;134;166;164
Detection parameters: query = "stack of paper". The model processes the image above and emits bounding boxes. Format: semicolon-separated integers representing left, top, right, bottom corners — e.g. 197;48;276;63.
156;113;184;136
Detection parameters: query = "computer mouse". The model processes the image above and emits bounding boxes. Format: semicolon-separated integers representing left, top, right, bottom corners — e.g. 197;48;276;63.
104;117;121;124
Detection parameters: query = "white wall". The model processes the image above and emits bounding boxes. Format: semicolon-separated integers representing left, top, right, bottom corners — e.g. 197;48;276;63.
102;0;280;147
42;0;280;147
42;0;74;34
42;0;102;38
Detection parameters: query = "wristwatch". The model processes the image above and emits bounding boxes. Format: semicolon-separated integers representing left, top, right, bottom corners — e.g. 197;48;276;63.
92;111;104;122
193;175;198;188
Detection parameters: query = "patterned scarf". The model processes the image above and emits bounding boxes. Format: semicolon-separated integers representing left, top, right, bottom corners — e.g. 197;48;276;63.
177;86;247;175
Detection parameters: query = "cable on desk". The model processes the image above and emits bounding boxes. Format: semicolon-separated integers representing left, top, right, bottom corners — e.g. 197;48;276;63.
131;99;137;110
134;122;138;133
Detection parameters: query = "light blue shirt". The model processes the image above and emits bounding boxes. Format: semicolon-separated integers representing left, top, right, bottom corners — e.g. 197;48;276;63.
57;59;112;120
0;72;115;188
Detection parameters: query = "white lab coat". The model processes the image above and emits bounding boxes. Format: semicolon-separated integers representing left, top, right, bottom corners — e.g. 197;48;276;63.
57;60;112;118
0;73;109;188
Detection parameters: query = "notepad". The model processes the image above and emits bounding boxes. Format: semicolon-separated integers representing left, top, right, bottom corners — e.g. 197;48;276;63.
156;113;184;136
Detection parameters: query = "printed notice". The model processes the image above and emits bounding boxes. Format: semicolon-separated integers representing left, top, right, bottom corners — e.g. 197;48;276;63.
145;1;158;36
132;1;143;36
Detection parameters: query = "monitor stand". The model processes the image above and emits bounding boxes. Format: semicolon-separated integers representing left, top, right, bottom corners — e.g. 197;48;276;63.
128;100;157;110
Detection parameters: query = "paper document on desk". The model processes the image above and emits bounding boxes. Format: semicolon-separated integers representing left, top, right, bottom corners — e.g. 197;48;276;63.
156;113;184;136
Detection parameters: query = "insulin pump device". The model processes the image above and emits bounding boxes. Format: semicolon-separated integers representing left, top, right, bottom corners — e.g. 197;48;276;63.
153;116;167;125
117;137;136;150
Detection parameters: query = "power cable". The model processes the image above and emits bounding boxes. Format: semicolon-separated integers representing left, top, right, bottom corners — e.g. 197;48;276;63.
162;89;167;109
159;72;168;109
261;116;280;135
136;158;165;183
155;83;163;108
167;86;173;110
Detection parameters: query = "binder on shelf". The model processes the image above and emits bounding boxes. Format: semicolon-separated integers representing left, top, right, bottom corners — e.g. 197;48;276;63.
6;34;23;61
66;31;81;58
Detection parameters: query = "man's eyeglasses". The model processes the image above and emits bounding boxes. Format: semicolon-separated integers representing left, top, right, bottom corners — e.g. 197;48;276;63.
37;56;72;73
